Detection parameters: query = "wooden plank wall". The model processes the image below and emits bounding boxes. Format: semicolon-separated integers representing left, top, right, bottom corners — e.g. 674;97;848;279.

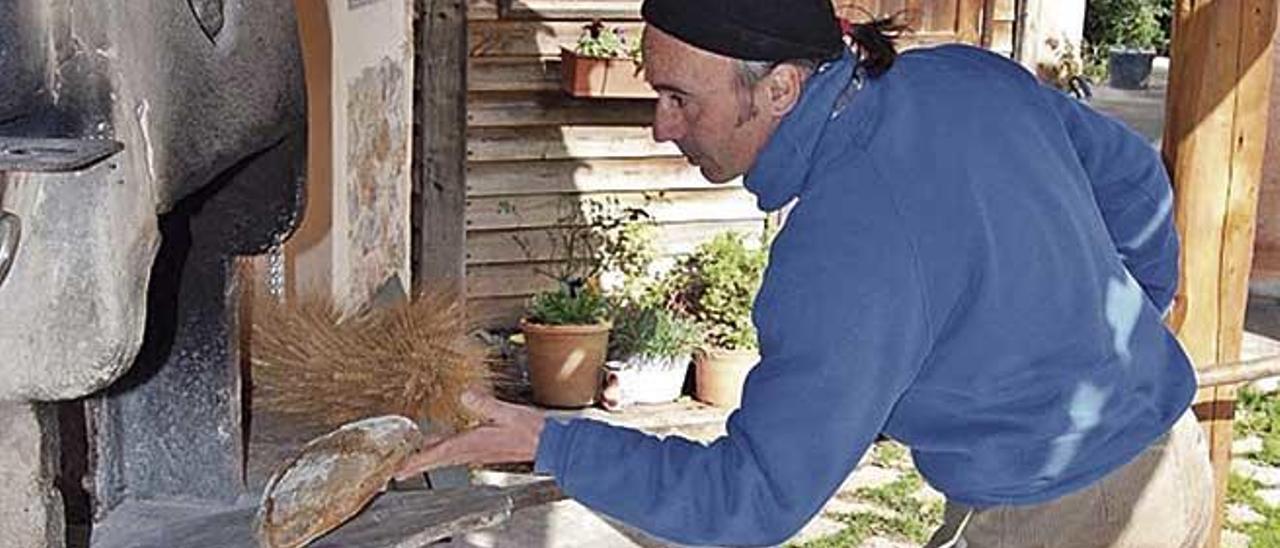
465;0;759;327
463;0;997;327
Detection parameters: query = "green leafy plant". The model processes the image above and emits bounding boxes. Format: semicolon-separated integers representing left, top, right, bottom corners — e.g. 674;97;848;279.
508;197;649;326
574;19;642;61
1085;0;1170;52
525;284;609;326
599;211;660;305
609;303;702;361
660;231;767;351
1083;0;1172;74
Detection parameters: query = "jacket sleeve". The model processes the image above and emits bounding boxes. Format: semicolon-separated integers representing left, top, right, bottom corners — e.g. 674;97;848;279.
533;172;932;546
1043;87;1180;312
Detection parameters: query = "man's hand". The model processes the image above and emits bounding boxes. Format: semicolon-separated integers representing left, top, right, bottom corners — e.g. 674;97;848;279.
395;391;546;480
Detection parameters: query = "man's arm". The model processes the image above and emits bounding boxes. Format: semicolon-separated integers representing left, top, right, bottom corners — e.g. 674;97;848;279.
1042;87;1180;312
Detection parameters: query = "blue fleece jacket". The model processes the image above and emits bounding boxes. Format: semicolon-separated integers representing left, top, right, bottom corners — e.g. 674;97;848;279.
534;45;1196;546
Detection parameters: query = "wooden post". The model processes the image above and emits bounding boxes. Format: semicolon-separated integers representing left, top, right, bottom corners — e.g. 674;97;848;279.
414;0;468;298
1162;0;1277;545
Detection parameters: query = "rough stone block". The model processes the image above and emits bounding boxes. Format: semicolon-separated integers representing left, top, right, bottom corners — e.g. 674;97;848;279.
0;402;64;548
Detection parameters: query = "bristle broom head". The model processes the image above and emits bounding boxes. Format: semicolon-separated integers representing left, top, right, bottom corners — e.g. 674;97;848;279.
249;289;491;434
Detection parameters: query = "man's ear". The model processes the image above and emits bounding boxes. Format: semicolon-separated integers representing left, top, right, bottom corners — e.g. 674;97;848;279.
762;64;806;117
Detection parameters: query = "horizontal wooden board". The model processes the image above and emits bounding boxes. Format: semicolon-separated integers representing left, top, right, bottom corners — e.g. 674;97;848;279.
469;57;561;92
470;20;645;57
503;0;642;20
466;219;765;265
467;157;736;197
466;188;763;230
468;262;557;298
469;296;530;329
468;91;654;127
468;126;679;162
468;0;499;20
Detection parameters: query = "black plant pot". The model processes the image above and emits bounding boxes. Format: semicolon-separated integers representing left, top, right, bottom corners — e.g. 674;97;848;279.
1108;49;1156;90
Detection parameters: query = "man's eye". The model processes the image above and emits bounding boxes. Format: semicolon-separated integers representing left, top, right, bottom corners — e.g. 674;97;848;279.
662;93;685;108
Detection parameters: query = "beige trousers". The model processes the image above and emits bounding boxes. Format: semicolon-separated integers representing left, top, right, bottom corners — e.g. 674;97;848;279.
924;411;1214;548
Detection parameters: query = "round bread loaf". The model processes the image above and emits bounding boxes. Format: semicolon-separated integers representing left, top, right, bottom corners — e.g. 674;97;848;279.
256;415;425;548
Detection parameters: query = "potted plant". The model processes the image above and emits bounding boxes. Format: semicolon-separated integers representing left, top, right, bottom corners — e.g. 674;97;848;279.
511;198;646;408
560;20;654;99
1084;0;1170;89
520;281;611;408
602;303;702;409
659;232;768;409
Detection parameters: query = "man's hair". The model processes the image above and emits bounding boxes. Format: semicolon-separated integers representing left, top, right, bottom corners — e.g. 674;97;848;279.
735;58;822;90
733;14;907;91
729;15;906;126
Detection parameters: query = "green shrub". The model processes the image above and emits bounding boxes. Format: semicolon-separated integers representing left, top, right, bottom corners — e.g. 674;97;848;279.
609;303;702;361
526;284;610;326
1085;0;1170;52
661;232;767;351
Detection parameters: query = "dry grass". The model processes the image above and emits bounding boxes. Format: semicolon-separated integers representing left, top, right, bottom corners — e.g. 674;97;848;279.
248;290;491;434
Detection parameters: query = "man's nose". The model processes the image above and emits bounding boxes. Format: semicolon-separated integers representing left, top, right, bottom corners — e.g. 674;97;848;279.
652;105;684;143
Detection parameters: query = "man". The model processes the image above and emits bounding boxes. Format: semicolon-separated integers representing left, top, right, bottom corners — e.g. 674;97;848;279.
399;1;1214;545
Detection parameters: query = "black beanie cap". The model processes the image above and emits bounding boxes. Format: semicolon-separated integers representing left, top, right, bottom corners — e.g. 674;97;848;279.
640;0;846;62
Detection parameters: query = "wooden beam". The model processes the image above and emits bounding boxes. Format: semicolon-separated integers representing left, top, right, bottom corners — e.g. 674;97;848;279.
470;57;561;92
469;21;645;58
503;0;642;21
465;188;762;231
468;91;653;128
1196;354;1280;387
416;0;469;295
1162;0;1277;545
467;126;681;162
466;157;739;197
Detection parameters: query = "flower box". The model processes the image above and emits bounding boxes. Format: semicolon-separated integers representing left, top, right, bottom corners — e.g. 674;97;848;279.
559;48;656;99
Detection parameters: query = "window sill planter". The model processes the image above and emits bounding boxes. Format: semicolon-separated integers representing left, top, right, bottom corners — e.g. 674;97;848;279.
559;48;655;99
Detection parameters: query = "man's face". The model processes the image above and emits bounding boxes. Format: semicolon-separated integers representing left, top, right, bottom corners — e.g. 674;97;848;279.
641;26;780;184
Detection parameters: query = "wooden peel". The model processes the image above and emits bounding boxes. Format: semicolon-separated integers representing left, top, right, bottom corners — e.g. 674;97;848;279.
256;415;426;548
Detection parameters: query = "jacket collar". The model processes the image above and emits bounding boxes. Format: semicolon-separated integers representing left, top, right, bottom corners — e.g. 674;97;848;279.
743;49;858;212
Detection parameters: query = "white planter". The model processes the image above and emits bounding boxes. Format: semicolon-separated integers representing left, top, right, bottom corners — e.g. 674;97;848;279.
603;356;690;406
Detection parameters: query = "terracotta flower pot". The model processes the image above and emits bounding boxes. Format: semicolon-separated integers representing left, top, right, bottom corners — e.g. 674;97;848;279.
559;48;655;99
694;347;759;409
521;319;611;408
